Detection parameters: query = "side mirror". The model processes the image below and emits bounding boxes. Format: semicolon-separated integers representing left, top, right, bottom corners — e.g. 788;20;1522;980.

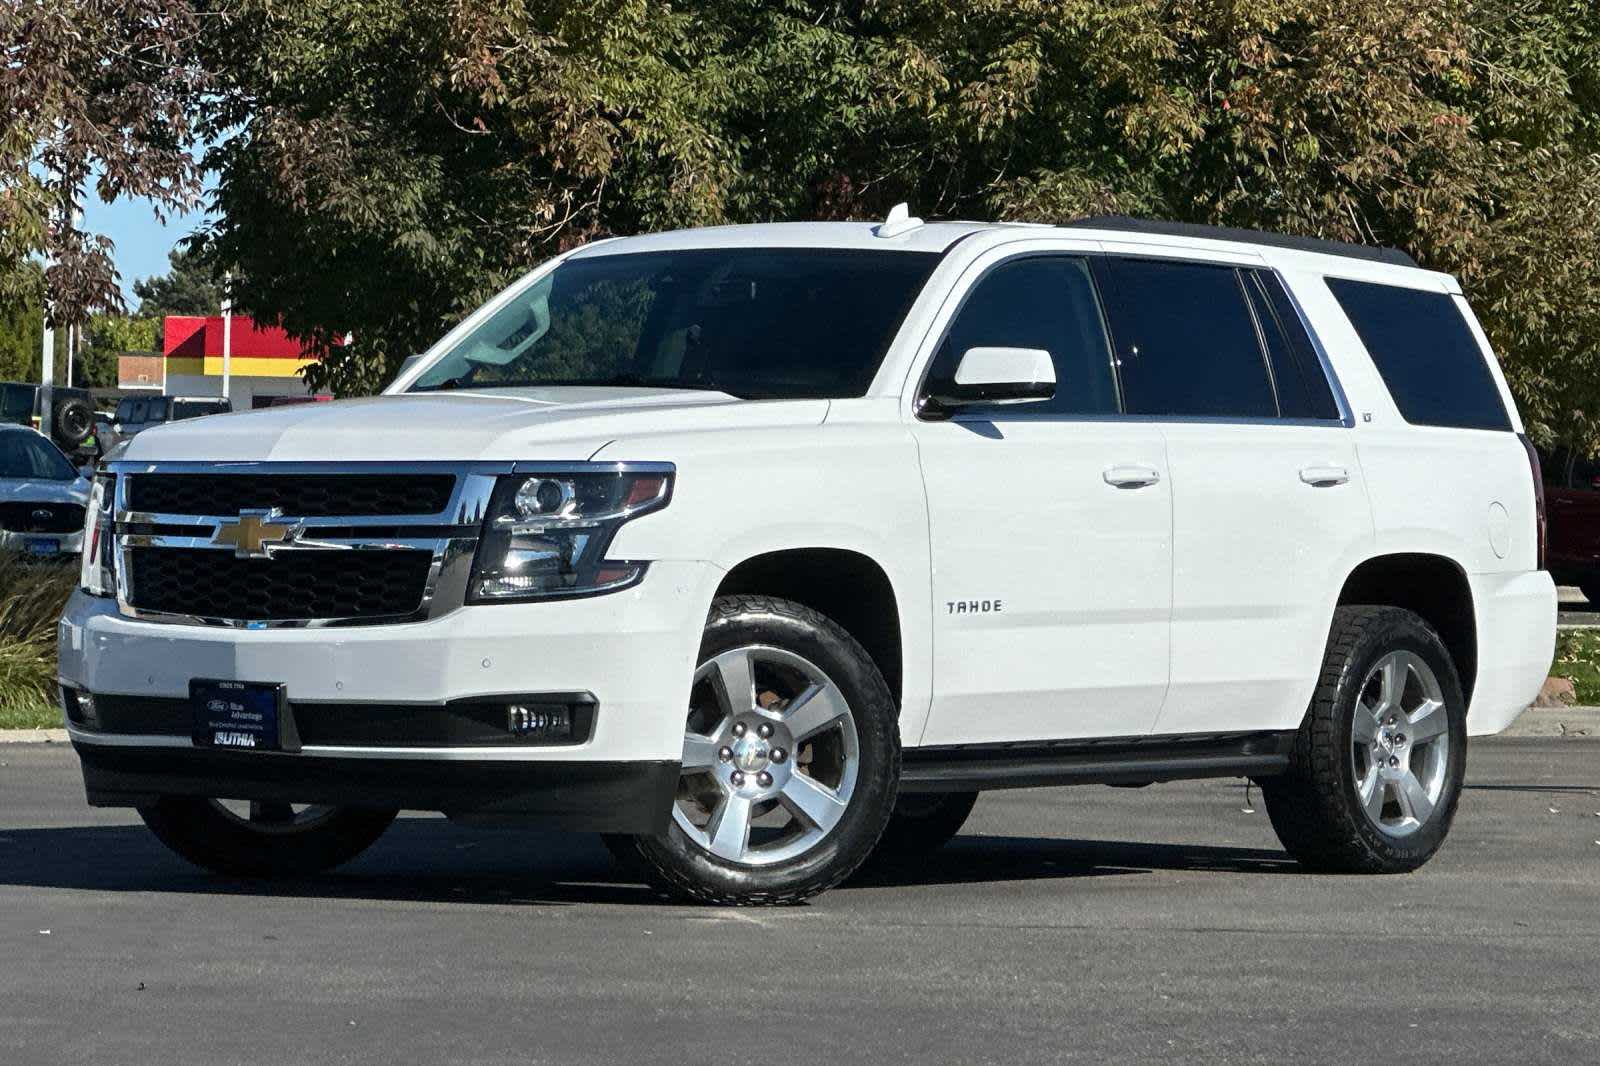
923;346;1056;415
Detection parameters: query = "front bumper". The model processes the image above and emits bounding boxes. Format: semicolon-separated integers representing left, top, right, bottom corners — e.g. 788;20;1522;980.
1;528;82;555
58;559;721;827
73;742;678;831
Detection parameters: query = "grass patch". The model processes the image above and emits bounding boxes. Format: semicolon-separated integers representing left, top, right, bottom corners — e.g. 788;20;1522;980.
1551;629;1600;705
0;704;61;730
0;554;76;726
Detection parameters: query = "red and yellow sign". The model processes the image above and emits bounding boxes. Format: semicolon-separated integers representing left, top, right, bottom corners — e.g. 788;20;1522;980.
162;316;321;379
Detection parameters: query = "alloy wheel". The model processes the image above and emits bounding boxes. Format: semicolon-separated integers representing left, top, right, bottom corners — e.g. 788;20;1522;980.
674;644;860;866
1349;650;1451;838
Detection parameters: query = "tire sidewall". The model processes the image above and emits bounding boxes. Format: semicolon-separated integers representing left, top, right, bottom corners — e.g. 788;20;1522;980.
1331;615;1468;867
637;597;900;900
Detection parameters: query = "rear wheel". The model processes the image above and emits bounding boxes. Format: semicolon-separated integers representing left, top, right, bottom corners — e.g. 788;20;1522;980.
608;595;900;904
1262;606;1467;873
872;792;978;857
139;797;397;877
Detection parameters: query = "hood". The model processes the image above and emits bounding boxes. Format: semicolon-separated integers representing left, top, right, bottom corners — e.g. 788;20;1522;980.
117;387;831;463
0;477;89;506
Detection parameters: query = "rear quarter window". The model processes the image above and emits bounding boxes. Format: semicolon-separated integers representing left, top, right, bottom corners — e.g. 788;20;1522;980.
1325;277;1510;431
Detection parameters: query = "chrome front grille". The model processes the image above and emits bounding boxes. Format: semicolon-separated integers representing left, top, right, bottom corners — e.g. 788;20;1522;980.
109;462;501;628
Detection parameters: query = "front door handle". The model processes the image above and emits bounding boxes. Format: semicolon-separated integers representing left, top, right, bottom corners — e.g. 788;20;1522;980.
1299;465;1350;487
1103;465;1162;489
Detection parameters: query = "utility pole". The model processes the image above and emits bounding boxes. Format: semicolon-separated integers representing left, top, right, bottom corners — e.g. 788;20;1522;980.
221;271;232;401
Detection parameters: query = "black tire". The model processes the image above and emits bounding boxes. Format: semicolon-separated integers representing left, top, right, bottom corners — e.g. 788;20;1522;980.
1579;581;1600;608
609;594;900;905
138;798;398;878
872;791;979;857
1261;606;1468;874
52;394;93;448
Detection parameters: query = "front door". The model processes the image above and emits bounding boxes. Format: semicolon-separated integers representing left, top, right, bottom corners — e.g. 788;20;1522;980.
911;254;1173;745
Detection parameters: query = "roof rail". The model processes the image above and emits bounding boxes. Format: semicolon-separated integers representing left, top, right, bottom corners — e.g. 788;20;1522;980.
1064;215;1419;268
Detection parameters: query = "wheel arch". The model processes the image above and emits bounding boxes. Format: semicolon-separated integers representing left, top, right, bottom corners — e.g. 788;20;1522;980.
1335;553;1478;707
714;548;904;708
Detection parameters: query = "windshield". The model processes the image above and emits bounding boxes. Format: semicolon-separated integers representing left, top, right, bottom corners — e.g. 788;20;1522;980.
0;432;77;481
410;248;940;399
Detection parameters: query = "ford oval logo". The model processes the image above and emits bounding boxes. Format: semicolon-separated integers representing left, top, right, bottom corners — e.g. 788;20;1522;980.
206;698;228;713
31;508;52;522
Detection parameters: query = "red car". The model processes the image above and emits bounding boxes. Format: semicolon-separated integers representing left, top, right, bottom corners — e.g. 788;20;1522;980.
1542;447;1600;604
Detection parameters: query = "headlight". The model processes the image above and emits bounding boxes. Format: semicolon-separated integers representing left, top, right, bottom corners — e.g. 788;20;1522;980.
468;466;673;602
79;471;116;597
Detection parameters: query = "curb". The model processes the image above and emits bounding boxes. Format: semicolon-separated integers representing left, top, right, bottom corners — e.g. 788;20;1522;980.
0;728;69;744
1498;706;1600;739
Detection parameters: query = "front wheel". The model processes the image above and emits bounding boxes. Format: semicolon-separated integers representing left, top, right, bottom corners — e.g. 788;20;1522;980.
1261;605;1467;873
608;595;900;904
139;798;398;877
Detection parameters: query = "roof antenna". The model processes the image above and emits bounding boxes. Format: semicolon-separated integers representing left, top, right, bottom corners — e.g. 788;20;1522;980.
875;202;924;239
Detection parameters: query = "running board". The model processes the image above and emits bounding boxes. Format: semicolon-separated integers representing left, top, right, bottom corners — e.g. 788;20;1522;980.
899;731;1296;793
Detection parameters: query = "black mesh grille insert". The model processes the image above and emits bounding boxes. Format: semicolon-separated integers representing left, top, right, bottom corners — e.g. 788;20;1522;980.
127;547;434;620
126;474;455;517
0;501;85;533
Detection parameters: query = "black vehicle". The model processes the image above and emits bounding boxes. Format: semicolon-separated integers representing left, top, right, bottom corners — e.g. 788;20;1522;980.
109;394;233;441
0;381;96;454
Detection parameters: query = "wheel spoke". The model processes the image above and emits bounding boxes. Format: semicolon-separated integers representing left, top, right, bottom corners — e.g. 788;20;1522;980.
1377;655;1404;714
783;682;850;742
1352;705;1381;746
707;648;757;715
706;793;754;861
1407;699;1448;743
779;771;848;833
1395;770;1435;824
1361;768;1387;821
681;732;721;773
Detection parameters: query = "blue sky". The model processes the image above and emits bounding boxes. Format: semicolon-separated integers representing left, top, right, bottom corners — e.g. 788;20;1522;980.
82;192;214;308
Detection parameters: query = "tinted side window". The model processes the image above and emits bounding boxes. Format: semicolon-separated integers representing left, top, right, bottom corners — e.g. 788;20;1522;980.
114;399;135;423
923;257;1118;415
0;385;32;420
1244;271;1340;420
1326;277;1510;431
1097;259;1276;418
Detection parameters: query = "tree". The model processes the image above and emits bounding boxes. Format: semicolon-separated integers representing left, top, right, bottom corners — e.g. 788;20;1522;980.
133;247;225;319
0;0;209;326
78;313;161;389
191;0;1600;457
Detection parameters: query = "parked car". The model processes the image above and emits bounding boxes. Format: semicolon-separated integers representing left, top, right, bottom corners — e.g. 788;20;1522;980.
59;213;1555;904
105;395;232;446
0;381;96;456
0;424;89;558
1535;446;1600;604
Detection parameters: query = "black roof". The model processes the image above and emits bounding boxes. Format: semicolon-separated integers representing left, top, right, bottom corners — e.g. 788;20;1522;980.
1063;215;1419;268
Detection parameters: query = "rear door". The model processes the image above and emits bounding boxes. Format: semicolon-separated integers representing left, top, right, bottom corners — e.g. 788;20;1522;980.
911;248;1173;744
1092;254;1374;736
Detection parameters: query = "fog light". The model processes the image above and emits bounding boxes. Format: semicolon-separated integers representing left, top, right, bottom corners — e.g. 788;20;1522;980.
61;687;97;728
507;703;574;741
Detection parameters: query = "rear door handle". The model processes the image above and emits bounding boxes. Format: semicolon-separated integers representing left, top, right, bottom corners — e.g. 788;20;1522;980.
1299;465;1350;487
1103;465;1162;489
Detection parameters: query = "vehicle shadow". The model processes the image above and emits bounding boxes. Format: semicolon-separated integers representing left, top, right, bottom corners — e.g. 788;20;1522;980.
0;818;1295;906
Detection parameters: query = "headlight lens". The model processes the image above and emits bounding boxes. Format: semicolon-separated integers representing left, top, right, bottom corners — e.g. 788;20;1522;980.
79;472;116;597
468;467;672;602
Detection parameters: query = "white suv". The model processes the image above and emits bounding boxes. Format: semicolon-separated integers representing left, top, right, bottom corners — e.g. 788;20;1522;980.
59;212;1555;903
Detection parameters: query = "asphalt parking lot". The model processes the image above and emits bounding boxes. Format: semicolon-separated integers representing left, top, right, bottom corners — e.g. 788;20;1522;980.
2;738;1597;1066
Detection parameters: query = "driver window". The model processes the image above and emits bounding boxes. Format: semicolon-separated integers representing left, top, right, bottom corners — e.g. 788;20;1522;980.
923;257;1118;416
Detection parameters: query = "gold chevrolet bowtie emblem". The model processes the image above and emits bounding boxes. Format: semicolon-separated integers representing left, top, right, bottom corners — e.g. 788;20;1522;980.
213;510;300;559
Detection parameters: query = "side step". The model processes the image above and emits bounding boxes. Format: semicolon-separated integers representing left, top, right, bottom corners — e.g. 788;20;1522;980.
899;730;1296;793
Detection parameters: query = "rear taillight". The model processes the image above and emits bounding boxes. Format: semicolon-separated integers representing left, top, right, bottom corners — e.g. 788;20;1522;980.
1518;434;1547;569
